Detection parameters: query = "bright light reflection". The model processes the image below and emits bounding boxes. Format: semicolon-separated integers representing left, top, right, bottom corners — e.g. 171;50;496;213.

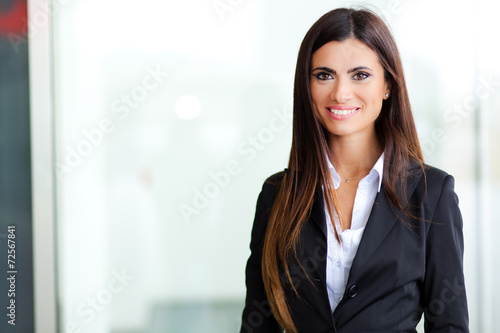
175;95;201;120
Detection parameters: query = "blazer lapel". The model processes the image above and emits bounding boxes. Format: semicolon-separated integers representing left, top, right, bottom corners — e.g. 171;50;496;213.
285;167;328;238
310;192;327;238
348;167;423;280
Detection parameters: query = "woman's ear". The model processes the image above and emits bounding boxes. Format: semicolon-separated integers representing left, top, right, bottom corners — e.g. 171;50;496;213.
384;80;392;100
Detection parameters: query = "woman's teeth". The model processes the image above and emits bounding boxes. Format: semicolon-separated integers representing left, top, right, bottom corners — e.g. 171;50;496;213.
328;108;358;115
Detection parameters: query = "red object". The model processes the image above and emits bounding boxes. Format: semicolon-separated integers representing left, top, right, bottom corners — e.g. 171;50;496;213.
0;0;28;36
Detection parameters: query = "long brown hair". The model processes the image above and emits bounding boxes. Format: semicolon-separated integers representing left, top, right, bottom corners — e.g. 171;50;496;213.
261;8;424;333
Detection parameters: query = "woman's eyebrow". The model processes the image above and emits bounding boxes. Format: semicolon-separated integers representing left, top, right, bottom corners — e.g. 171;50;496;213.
347;66;374;73
311;66;335;73
311;66;374;73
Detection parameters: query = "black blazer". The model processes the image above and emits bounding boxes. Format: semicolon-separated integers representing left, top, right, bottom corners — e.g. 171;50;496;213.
240;165;469;333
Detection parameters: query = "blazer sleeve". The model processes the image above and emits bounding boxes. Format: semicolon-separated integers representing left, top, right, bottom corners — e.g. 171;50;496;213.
240;180;282;333
423;175;469;332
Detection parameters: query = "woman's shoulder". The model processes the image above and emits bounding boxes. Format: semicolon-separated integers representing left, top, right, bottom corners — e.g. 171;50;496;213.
395;162;457;207
258;170;286;200
421;163;456;188
410;163;458;203
263;170;287;186
407;162;453;183
420;164;452;188
422;163;451;179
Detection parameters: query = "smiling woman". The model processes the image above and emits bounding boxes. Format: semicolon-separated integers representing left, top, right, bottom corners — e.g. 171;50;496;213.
240;7;469;333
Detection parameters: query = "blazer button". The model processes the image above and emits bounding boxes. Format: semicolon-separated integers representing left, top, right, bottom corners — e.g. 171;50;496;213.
348;285;358;298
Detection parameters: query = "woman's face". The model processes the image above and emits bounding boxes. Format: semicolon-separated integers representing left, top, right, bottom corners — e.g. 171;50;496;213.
310;38;390;142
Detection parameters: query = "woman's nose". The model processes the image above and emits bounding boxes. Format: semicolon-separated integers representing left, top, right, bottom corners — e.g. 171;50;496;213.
330;78;352;103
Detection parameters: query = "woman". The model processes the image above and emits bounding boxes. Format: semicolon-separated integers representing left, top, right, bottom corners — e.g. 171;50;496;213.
240;8;469;333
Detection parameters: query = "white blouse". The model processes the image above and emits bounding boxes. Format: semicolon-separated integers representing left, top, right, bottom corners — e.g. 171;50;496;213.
324;153;384;312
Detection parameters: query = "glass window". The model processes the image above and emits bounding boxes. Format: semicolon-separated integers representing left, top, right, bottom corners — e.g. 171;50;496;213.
51;1;500;332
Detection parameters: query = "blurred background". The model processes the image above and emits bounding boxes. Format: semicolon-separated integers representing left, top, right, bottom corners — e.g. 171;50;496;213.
1;0;499;332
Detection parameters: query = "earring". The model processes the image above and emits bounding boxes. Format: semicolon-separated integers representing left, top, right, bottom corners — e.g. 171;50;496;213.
385;93;389;98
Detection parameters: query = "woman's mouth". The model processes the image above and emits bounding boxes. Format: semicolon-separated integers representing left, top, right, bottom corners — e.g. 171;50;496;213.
327;107;360;115
326;106;360;120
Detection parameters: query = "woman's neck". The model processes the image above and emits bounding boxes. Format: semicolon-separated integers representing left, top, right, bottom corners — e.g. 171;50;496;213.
328;132;383;179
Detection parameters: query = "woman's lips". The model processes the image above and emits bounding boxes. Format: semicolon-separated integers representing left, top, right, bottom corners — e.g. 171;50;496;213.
326;106;360;120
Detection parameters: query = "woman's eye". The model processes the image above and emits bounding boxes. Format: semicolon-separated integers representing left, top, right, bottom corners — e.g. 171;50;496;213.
315;72;333;80
353;72;369;80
